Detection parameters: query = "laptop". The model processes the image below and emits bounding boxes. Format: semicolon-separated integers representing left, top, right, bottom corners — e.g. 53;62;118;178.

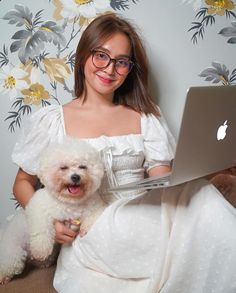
110;85;236;191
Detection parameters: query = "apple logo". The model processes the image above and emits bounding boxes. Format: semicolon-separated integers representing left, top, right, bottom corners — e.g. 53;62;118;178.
217;120;228;141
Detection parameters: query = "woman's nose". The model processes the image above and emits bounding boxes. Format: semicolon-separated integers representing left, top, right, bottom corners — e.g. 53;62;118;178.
104;61;116;74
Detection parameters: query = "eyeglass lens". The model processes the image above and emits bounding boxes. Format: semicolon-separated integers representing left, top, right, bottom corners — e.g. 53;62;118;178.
92;51;133;75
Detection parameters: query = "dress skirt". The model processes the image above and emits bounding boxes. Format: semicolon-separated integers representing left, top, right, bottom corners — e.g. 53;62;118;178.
54;179;236;293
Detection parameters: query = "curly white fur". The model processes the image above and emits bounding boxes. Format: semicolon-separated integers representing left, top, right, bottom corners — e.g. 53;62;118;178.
0;138;106;284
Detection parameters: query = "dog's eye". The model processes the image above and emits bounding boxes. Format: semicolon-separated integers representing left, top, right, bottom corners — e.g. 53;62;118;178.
60;166;68;170
79;165;87;170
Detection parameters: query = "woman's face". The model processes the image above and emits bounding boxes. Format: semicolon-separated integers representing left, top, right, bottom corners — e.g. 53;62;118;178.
83;32;132;100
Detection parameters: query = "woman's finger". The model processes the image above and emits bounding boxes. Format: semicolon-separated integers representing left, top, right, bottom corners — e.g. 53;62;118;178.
54;220;78;244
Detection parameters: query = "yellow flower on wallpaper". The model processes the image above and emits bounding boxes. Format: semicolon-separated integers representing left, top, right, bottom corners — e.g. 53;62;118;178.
21;83;50;105
206;0;235;15
188;0;236;43
42;57;71;84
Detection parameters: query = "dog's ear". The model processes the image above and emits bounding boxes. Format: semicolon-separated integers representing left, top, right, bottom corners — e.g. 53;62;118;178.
37;148;53;186
89;161;104;194
92;162;105;180
86;151;104;180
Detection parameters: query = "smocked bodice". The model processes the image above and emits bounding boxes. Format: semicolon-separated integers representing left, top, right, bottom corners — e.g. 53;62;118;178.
83;134;146;203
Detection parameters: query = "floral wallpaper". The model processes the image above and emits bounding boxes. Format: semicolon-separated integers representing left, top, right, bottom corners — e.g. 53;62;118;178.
184;0;236;86
1;0;235;133
0;0;139;132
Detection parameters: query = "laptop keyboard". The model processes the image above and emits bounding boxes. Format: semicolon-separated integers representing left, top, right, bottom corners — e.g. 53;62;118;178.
110;172;171;191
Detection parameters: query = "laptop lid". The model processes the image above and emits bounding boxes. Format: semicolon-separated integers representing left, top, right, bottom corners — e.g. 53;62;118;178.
110;85;236;191
170;84;236;186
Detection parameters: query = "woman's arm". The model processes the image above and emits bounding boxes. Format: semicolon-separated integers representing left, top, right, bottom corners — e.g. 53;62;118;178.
12;168;38;208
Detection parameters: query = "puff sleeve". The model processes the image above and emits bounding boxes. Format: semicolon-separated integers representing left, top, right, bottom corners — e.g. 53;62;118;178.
142;111;176;172
12;105;65;175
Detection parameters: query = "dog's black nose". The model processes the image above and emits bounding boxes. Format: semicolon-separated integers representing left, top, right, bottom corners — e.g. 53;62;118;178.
71;174;81;183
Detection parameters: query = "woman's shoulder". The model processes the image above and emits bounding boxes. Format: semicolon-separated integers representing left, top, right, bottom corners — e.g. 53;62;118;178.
32;104;62;119
115;105;141;122
63;98;84;109
21;103;64;139
12;104;65;174
28;104;63;129
141;112;158;130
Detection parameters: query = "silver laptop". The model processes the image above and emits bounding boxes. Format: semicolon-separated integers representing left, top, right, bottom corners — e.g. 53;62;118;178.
111;85;236;191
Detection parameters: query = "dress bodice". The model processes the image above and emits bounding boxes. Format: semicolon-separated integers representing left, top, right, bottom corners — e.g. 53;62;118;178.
83;134;146;203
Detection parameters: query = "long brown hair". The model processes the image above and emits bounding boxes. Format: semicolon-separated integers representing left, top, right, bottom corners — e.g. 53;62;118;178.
74;13;159;116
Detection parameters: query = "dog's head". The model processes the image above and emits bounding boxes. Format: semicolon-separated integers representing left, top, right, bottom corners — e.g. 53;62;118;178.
38;138;104;203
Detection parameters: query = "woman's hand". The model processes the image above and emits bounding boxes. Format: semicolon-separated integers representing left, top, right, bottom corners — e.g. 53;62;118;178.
54;220;79;244
211;172;236;207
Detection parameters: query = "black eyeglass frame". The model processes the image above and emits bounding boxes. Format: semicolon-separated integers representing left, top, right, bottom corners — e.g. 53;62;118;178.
91;49;134;75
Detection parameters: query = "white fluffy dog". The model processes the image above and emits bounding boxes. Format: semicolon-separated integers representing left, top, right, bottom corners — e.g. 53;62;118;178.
0;138;106;284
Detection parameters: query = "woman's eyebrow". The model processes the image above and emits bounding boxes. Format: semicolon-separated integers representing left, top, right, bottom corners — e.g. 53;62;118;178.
95;46;131;59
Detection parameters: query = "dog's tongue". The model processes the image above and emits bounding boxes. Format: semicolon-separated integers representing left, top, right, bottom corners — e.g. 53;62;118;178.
68;185;81;194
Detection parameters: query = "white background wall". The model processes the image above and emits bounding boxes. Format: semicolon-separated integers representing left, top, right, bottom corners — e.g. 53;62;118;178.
0;0;235;222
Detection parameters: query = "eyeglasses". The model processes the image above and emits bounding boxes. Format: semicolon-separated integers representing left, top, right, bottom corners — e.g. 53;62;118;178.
91;50;134;75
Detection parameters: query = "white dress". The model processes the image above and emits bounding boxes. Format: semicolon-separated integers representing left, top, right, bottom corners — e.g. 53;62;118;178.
12;105;236;293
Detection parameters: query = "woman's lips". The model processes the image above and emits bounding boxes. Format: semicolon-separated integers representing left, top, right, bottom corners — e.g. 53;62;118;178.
97;74;114;84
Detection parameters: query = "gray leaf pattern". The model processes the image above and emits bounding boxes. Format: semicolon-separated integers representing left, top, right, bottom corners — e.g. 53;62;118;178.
2;4;33;27
38;21;66;47
199;62;232;85
219;21;236;43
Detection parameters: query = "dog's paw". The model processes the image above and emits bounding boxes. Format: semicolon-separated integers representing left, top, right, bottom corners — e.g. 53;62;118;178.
0;276;12;285
0;251;26;285
30;241;54;261
79;228;88;238
79;215;98;237
79;223;89;237
30;249;52;261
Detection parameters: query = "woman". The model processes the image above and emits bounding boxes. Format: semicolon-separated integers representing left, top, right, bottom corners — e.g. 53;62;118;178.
12;14;236;293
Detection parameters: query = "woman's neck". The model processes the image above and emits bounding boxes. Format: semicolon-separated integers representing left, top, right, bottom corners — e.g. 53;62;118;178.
77;91;115;109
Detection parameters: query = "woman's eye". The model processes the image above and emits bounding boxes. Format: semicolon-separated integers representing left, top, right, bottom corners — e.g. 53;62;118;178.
117;59;129;67
60;166;68;170
96;52;108;60
79;165;87;170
